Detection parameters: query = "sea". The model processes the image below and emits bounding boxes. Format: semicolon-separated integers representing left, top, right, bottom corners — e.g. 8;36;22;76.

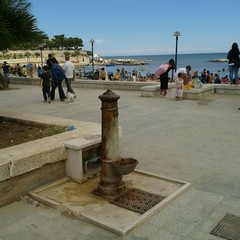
100;53;229;77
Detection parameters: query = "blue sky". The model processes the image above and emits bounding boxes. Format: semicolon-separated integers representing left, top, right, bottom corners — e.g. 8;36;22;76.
30;0;240;56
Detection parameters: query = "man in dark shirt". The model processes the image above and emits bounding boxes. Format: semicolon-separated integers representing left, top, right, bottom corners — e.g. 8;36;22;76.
2;61;10;83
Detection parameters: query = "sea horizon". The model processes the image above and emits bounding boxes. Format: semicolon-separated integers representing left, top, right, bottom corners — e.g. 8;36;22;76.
102;52;227;58
99;52;229;77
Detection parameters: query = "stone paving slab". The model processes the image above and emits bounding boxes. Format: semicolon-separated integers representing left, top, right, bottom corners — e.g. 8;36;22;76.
0;187;230;239
28;171;190;236
0;84;240;239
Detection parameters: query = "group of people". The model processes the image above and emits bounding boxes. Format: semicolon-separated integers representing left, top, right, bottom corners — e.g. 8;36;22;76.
91;67;132;81
155;42;240;101
155;59;192;100
1;62;33;82
39;54;76;103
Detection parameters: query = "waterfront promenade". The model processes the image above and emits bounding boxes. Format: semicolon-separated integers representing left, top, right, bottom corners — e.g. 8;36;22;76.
0;84;240;239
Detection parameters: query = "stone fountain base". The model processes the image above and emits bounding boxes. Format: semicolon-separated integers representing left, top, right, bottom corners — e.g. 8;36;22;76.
29;169;190;236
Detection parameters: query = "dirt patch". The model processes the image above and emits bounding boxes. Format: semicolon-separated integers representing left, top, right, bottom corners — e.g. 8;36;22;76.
0;120;66;149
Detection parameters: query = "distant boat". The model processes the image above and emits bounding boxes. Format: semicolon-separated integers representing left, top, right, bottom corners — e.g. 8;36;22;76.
208;58;228;62
105;63;116;66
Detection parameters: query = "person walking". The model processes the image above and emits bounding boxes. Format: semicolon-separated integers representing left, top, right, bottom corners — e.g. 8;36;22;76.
155;59;175;97
40;66;51;103
62;56;76;96
1;61;10;83
50;58;66;101
227;42;240;84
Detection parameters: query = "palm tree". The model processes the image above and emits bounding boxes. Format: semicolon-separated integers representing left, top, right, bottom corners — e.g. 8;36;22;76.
0;0;47;89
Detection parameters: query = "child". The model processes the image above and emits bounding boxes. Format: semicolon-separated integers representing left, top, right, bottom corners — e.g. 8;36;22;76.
40;66;51;103
175;72;184;101
37;66;42;78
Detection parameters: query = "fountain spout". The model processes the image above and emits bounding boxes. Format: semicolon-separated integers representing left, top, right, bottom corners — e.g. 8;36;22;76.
96;90;137;199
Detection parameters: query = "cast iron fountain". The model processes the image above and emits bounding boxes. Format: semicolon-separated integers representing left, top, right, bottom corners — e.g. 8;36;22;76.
95;89;138;199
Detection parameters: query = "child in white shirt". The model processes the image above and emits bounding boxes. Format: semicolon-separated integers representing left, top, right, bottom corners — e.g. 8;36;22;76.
175;72;184;101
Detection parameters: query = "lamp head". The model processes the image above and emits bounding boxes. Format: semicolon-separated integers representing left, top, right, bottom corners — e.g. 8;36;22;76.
173;31;181;37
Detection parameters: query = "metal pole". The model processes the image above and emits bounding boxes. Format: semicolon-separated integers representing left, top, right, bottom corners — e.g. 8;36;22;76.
91;42;94;72
40;49;43;66
173;31;180;72
175;35;178;71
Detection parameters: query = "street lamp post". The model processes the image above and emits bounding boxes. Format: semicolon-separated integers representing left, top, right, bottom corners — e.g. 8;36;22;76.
89;39;95;73
173;31;181;71
39;45;44;66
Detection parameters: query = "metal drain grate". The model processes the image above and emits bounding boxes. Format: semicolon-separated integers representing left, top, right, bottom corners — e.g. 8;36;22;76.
210;214;240;240
109;188;165;214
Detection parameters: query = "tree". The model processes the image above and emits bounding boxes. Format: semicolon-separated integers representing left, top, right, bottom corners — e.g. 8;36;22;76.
52;34;65;49
65;37;83;50
0;0;47;50
0;0;47;89
50;35;83;50
24;51;31;63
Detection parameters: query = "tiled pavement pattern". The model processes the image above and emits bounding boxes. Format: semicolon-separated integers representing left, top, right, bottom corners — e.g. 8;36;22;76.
0;84;240;240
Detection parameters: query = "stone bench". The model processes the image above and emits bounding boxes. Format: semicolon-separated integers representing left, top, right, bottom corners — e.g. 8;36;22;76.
214;84;240;95
182;85;215;100
63;126;122;184
141;84;215;99
64;137;101;183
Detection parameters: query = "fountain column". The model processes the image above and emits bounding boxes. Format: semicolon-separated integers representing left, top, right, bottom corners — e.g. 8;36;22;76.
96;90;125;198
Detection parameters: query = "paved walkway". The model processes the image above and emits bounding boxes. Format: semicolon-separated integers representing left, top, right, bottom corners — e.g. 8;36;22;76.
0;84;240;239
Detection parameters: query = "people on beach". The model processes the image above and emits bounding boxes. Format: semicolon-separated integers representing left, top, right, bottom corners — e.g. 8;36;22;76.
40;66;51;103
100;67;108;80
221;75;230;84
92;69;100;80
37;66;42;78
156;59;175;97
192;71;203;89
227;42;240;84
120;68;126;81
113;69;120;80
200;69;207;84
21;65;27;77
15;64;21;77
62;56;76;96
175;72;184;101
132;72;137;81
214;73;221;84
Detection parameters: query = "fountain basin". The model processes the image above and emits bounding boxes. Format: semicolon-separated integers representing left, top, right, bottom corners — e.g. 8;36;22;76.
113;158;138;175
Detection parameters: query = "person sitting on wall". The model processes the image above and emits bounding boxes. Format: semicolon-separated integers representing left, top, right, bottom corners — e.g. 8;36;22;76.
100;67;108;80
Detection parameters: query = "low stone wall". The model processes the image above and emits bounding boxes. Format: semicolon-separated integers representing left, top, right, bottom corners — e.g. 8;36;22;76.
141;84;240;99
9;76;240;98
214;84;240;95
9;76;157;91
182;85;215;100
0;111;101;206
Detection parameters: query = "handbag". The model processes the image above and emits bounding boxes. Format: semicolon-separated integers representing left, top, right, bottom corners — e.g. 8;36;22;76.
155;64;169;76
